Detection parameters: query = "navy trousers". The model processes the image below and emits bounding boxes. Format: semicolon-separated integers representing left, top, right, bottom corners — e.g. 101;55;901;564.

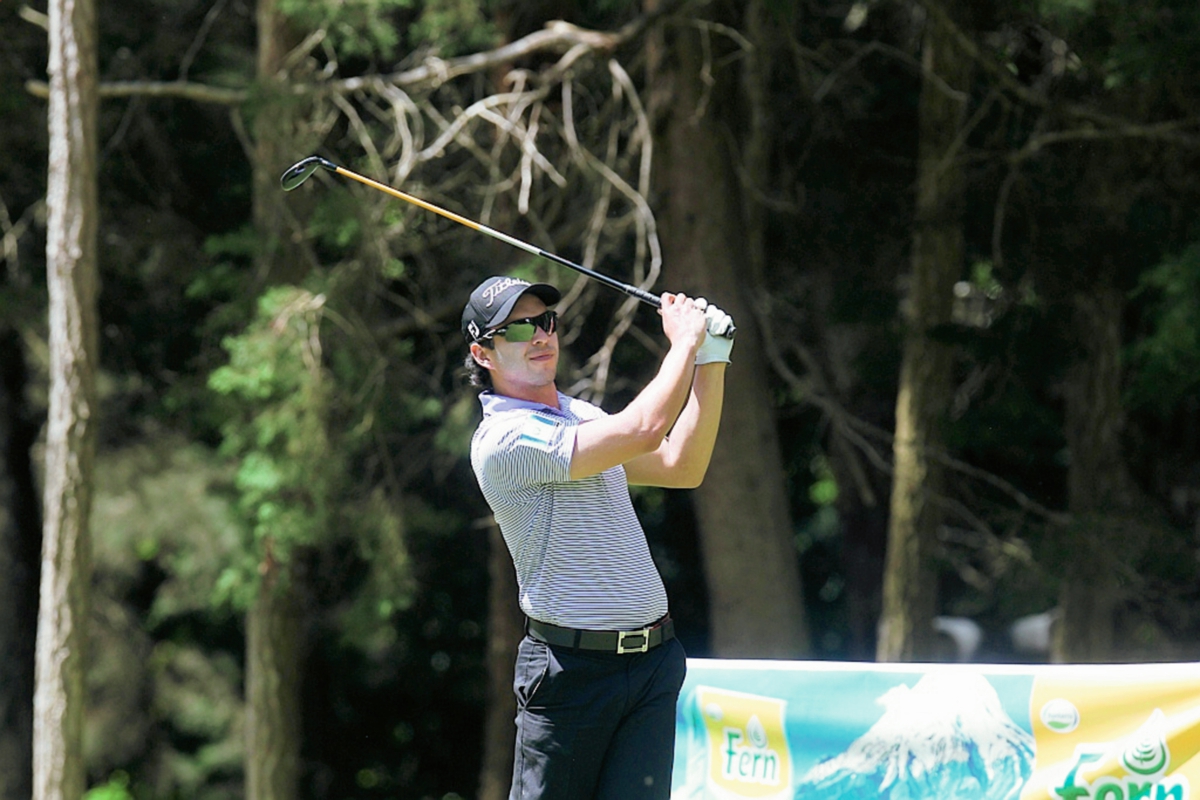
509;635;687;800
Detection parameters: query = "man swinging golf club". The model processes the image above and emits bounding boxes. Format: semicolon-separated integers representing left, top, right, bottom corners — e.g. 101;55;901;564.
463;275;734;800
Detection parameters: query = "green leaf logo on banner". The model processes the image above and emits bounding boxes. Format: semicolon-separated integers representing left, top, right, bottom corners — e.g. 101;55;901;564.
1122;710;1169;776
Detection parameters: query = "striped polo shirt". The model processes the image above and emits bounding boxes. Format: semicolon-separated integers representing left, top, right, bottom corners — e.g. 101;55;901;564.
471;391;669;631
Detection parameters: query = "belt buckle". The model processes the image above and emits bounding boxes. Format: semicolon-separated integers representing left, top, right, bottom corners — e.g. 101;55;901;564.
616;628;650;654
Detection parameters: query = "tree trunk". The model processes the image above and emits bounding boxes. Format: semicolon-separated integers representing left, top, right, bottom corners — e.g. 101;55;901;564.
252;0;308;286
243;4;307;798
0;331;40;800
876;3;972;662
832;429;889;660
477;524;523;800
36;0;99;793
1053;285;1139;662
650;1;809;657
245;556;304;800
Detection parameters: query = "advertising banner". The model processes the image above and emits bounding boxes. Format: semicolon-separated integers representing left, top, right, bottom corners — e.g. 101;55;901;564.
672;659;1200;800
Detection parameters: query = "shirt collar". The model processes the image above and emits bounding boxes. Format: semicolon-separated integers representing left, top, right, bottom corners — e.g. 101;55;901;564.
479;390;569;418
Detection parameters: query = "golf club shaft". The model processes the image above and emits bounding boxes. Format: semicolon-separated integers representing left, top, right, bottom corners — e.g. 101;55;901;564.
322;161;662;308
280;156;735;338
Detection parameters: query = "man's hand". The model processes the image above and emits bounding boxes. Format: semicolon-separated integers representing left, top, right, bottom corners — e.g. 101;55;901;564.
693;298;735;365
659;293;708;355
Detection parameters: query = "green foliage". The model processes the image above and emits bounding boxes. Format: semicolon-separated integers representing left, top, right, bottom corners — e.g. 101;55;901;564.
1128;243;1200;416
190;226;262;335
276;0;502;62
409;0;500;56
807;455;839;507
84;772;134;800
202;227;261;261
309;192;365;250
335;488;416;652
205;269;419;624
88;438;246;795
282;0;504;62
280;0;412;60
91;437;242;623
969;261;1004;300
209;286;342;604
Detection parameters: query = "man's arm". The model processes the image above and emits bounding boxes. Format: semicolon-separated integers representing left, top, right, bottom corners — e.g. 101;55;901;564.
568;293;707;480
623;363;726;488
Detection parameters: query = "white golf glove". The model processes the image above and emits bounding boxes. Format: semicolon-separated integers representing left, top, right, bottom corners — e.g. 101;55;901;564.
693;298;735;365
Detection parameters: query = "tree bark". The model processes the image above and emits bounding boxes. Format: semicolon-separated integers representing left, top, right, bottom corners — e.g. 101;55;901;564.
1052;284;1139;662
35;0;99;794
477;524;523;800
242;4;308;798
252;0;308;286
246;556;304;800
650;1;809;657
877;3;972;662
0;330;40;800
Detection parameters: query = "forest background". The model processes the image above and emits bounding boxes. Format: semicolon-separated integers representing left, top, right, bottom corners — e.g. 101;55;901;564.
4;0;1200;798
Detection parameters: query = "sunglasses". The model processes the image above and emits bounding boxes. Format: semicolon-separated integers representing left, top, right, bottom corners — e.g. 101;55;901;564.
482;310;558;343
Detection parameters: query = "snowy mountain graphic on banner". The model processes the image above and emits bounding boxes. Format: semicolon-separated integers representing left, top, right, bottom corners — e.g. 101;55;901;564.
793;671;1034;800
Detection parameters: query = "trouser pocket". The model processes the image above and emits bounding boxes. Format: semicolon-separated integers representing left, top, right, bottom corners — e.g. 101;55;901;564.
513;636;551;709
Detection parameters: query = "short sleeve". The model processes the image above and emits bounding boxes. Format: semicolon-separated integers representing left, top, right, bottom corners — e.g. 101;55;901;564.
475;411;574;493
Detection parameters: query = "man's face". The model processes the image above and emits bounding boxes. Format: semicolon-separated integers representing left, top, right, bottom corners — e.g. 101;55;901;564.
471;293;559;394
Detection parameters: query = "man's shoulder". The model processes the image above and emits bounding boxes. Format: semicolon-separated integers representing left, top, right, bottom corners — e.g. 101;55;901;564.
474;405;531;447
471;396;574;485
473;398;563;456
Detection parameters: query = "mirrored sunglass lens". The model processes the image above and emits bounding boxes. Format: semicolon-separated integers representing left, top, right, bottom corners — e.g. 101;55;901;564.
494;311;555;342
502;322;537;342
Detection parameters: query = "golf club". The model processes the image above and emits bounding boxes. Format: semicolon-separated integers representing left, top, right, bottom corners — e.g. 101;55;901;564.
280;156;734;338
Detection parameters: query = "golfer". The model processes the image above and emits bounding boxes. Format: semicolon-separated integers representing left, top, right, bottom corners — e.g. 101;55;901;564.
462;275;733;799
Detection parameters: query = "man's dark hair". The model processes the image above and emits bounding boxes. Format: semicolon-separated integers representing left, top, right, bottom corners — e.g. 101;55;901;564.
464;348;493;389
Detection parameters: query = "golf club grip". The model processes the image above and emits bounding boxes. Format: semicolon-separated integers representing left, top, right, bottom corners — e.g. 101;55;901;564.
536;251;736;339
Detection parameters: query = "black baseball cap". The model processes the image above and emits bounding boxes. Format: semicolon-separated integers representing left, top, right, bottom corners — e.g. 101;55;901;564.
462;276;561;342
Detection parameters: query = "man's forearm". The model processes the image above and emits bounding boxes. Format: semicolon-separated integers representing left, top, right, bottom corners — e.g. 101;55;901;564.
626;342;705;439
660;362;727;484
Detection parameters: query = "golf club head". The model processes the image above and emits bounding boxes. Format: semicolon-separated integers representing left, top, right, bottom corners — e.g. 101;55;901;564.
280;156;337;191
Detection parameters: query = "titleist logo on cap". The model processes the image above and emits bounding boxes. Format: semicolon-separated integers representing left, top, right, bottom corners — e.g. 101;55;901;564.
481;277;530;307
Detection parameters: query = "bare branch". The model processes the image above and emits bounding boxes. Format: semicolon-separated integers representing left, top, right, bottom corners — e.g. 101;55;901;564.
331;92;388;181
33;3;683;412
23;23;621;104
0;195;45;287
178;0;230;82
754;289;1070;527
19;4;48;30
26;78;248;104
1012;120;1200;157
337;4;689;94
813;40;967;105
27;1;689;105
375;85;422;183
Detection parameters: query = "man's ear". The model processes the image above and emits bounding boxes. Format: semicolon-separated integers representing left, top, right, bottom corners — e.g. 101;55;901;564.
470;342;493;370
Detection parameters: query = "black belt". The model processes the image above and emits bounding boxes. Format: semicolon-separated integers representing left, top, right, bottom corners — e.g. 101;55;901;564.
526;615;675;654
